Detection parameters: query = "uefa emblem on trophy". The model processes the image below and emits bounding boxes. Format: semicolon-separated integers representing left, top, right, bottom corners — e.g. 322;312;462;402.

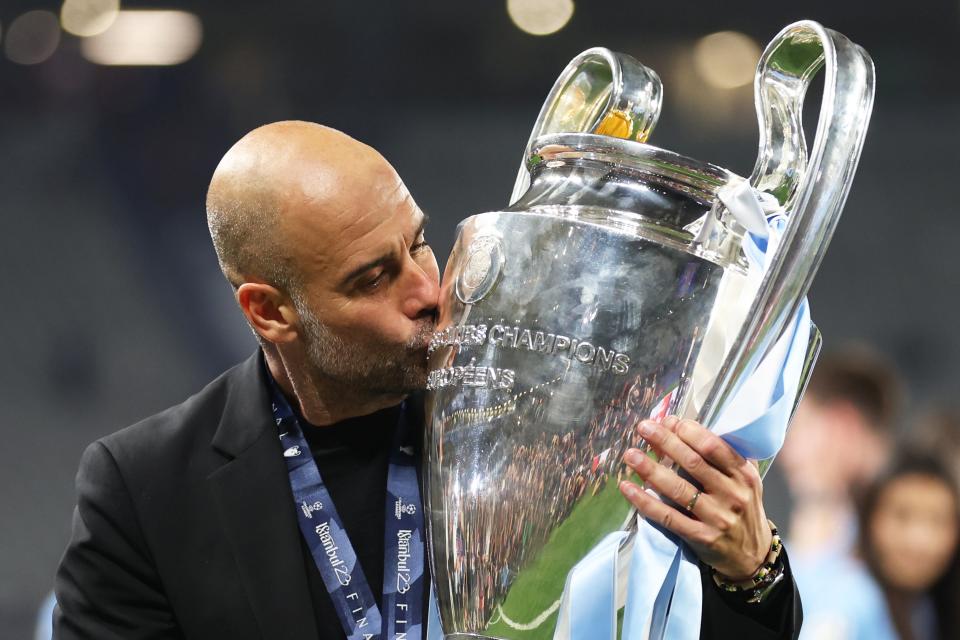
424;20;875;639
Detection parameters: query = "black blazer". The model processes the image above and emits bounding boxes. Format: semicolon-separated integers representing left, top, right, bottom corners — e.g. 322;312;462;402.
54;352;801;639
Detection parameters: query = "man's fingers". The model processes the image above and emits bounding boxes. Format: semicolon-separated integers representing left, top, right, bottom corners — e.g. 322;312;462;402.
637;419;728;489
618;480;713;545
661;417;748;477
623;448;726;524
624;448;698;505
661;415;681;431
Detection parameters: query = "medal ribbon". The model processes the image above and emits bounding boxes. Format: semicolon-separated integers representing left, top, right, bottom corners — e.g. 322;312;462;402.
269;379;425;640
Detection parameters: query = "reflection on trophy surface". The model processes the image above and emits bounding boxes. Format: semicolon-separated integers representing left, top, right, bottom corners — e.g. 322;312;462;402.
424;20;874;640
425;139;730;638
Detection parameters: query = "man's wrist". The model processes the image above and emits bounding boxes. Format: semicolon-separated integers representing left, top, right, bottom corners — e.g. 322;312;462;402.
710;520;785;604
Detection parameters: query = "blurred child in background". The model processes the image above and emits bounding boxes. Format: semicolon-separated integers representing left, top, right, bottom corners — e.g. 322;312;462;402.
859;451;960;640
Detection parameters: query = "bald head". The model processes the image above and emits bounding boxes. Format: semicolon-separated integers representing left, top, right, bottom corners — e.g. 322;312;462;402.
206;121;399;293
205;121;439;414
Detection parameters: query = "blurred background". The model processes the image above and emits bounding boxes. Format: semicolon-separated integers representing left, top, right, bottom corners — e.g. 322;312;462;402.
1;0;958;638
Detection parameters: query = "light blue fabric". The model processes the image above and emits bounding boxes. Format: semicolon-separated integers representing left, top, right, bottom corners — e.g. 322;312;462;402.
714;299;810;461
34;591;55;640
661;542;702;639
622;521;689;639
567;532;628;640
794;550;897;640
426;583;444;640
647;549;680;639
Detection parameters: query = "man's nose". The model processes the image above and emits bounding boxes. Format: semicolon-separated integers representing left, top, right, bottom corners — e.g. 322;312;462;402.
401;257;440;320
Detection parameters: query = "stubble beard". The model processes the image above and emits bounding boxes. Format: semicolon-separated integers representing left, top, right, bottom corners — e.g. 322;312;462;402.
297;302;434;396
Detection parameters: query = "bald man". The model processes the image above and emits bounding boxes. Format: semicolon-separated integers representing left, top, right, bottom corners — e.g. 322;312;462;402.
55;122;439;640
54;122;801;639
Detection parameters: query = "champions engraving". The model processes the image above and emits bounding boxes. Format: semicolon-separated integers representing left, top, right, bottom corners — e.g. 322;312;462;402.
428;322;631;376
396;529;413;594
488;325;630;374
429;323;489;353
426;358;516;391
315;521;351;586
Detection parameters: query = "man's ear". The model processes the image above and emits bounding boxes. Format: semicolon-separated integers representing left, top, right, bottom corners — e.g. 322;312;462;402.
236;282;299;344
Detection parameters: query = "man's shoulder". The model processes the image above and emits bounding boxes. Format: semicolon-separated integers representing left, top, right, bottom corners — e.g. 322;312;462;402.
95;352;263;477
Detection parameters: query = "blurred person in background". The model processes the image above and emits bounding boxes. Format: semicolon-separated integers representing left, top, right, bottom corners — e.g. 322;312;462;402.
778;346;904;639
780;346;902;556
858;451;960;640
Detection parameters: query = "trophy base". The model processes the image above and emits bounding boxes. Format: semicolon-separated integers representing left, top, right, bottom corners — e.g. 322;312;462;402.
445;635;508;640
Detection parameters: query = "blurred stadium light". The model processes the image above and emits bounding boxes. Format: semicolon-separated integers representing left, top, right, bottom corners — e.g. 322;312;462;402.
80;10;202;66
507;0;574;36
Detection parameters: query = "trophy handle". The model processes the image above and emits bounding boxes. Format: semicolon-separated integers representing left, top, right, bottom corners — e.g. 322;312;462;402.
696;21;875;428
756;323;823;477
508;47;663;204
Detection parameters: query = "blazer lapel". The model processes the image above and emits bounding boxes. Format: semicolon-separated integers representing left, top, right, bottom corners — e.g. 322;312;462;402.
208;352;320;640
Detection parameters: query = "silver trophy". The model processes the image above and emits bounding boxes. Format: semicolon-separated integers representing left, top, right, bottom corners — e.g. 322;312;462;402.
424;21;874;639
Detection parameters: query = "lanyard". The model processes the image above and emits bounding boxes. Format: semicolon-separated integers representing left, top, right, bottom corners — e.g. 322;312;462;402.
269;379;425;640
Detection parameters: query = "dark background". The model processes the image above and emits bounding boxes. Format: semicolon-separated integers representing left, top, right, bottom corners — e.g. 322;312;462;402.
2;1;958;636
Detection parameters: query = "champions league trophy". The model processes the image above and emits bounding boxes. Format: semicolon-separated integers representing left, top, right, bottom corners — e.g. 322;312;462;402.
424;21;874;639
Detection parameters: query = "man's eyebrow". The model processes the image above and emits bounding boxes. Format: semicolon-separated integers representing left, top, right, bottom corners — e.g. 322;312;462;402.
414;212;430;239
341;254;392;285
340;213;431;286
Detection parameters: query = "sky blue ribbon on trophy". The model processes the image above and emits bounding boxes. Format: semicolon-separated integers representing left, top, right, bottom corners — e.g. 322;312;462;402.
555;182;813;640
427;584;444;640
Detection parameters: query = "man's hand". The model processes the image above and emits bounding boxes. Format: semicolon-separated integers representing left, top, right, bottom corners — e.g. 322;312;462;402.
619;416;772;581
